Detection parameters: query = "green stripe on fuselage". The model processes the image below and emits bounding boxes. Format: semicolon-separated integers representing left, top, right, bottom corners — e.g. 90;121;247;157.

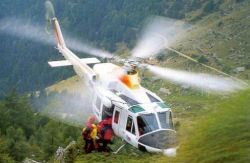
129;105;145;113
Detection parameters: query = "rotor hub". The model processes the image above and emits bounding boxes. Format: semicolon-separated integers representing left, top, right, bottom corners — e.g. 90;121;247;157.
123;60;138;75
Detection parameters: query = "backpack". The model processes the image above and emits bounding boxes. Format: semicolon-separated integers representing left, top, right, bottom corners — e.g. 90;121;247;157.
82;126;92;139
101;124;113;140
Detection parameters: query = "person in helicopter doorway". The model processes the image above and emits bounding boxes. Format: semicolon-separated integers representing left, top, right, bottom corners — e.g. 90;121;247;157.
82;116;97;153
96;118;114;152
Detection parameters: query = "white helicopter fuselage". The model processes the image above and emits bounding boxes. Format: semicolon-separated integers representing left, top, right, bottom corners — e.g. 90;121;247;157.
90;63;176;152
49;18;176;153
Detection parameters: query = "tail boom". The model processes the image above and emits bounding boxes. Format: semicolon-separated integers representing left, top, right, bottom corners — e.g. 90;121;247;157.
53;18;66;48
50;17;97;83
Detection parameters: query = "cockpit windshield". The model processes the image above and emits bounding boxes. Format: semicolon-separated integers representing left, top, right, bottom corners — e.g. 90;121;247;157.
157;111;174;129
137;113;159;136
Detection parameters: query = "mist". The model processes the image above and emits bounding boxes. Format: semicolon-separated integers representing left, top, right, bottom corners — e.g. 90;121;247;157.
41;79;94;126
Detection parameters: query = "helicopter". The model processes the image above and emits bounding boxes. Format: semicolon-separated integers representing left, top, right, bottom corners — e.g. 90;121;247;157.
44;1;246;155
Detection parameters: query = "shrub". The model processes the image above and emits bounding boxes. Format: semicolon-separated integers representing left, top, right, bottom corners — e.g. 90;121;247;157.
198;55;209;63
203;1;216;13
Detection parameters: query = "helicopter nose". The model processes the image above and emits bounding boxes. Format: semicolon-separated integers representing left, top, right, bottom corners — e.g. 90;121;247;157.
138;129;177;150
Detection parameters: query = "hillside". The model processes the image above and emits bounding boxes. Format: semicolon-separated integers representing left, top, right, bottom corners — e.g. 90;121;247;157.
41;1;250;162
0;0;249;97
0;0;249;162
46;76;249;163
173;0;250;78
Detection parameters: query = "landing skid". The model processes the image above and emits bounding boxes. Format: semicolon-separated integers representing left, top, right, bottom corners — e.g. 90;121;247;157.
113;144;126;154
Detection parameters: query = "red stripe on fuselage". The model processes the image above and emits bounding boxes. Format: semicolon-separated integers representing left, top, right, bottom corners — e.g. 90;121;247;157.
54;23;62;46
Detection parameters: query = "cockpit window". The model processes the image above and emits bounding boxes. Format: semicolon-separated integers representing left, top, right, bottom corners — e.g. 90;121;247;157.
137;113;159;136
119;94;139;106
146;92;160;102
157;111;174;129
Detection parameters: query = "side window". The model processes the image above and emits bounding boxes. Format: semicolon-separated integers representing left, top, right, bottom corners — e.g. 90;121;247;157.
114;111;120;124
96;97;101;110
126;116;135;135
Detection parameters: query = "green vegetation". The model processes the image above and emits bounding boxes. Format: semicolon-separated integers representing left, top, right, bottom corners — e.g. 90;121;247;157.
0;0;249;162
45;74;249;163
0;88;81;162
203;1;217;14
1;0;249;98
59;88;250;163
175;89;250;163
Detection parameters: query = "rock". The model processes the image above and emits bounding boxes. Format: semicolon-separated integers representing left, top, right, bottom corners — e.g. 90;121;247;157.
230;47;235;52
35;91;40;97
209;42;215;48
184;106;191;110
23;158;40;163
181;85;190;90
196;47;204;53
238;54;244;59
215;57;222;63
159;88;171;95
234;67;245;73
151;76;160;82
247;73;250;80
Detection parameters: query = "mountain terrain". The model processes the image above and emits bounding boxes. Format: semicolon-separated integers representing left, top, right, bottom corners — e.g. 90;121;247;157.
0;0;249;162
0;0;249;97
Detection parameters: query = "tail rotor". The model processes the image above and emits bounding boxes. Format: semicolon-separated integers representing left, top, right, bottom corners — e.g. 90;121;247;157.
45;0;55;34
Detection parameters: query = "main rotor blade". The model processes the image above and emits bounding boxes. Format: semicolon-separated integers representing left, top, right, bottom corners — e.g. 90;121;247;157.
131;16;186;59
143;64;246;93
65;37;115;59
0;17;116;59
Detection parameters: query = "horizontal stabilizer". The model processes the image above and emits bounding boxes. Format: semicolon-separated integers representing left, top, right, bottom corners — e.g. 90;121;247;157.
48;58;100;67
80;58;101;64
48;60;71;67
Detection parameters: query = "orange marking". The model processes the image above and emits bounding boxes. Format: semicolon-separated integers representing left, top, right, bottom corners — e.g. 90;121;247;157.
113;67;140;89
119;74;133;89
54;23;62;46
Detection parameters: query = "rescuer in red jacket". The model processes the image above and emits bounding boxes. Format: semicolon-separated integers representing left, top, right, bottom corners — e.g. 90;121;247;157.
96;118;113;152
82;116;97;153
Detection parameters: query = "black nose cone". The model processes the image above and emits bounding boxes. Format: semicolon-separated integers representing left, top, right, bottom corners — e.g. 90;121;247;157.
138;130;177;149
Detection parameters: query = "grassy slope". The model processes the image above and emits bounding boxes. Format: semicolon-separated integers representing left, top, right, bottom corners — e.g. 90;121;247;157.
174;0;250;78
46;76;83;93
66;89;249;163
174;89;250;163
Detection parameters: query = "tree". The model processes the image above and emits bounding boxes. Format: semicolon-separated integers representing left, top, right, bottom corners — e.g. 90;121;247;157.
203;1;216;13
2;88;35;138
6;127;29;161
0;135;14;163
198;55;209;63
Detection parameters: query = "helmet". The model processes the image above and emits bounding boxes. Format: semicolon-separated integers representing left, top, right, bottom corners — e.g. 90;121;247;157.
88;116;95;123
